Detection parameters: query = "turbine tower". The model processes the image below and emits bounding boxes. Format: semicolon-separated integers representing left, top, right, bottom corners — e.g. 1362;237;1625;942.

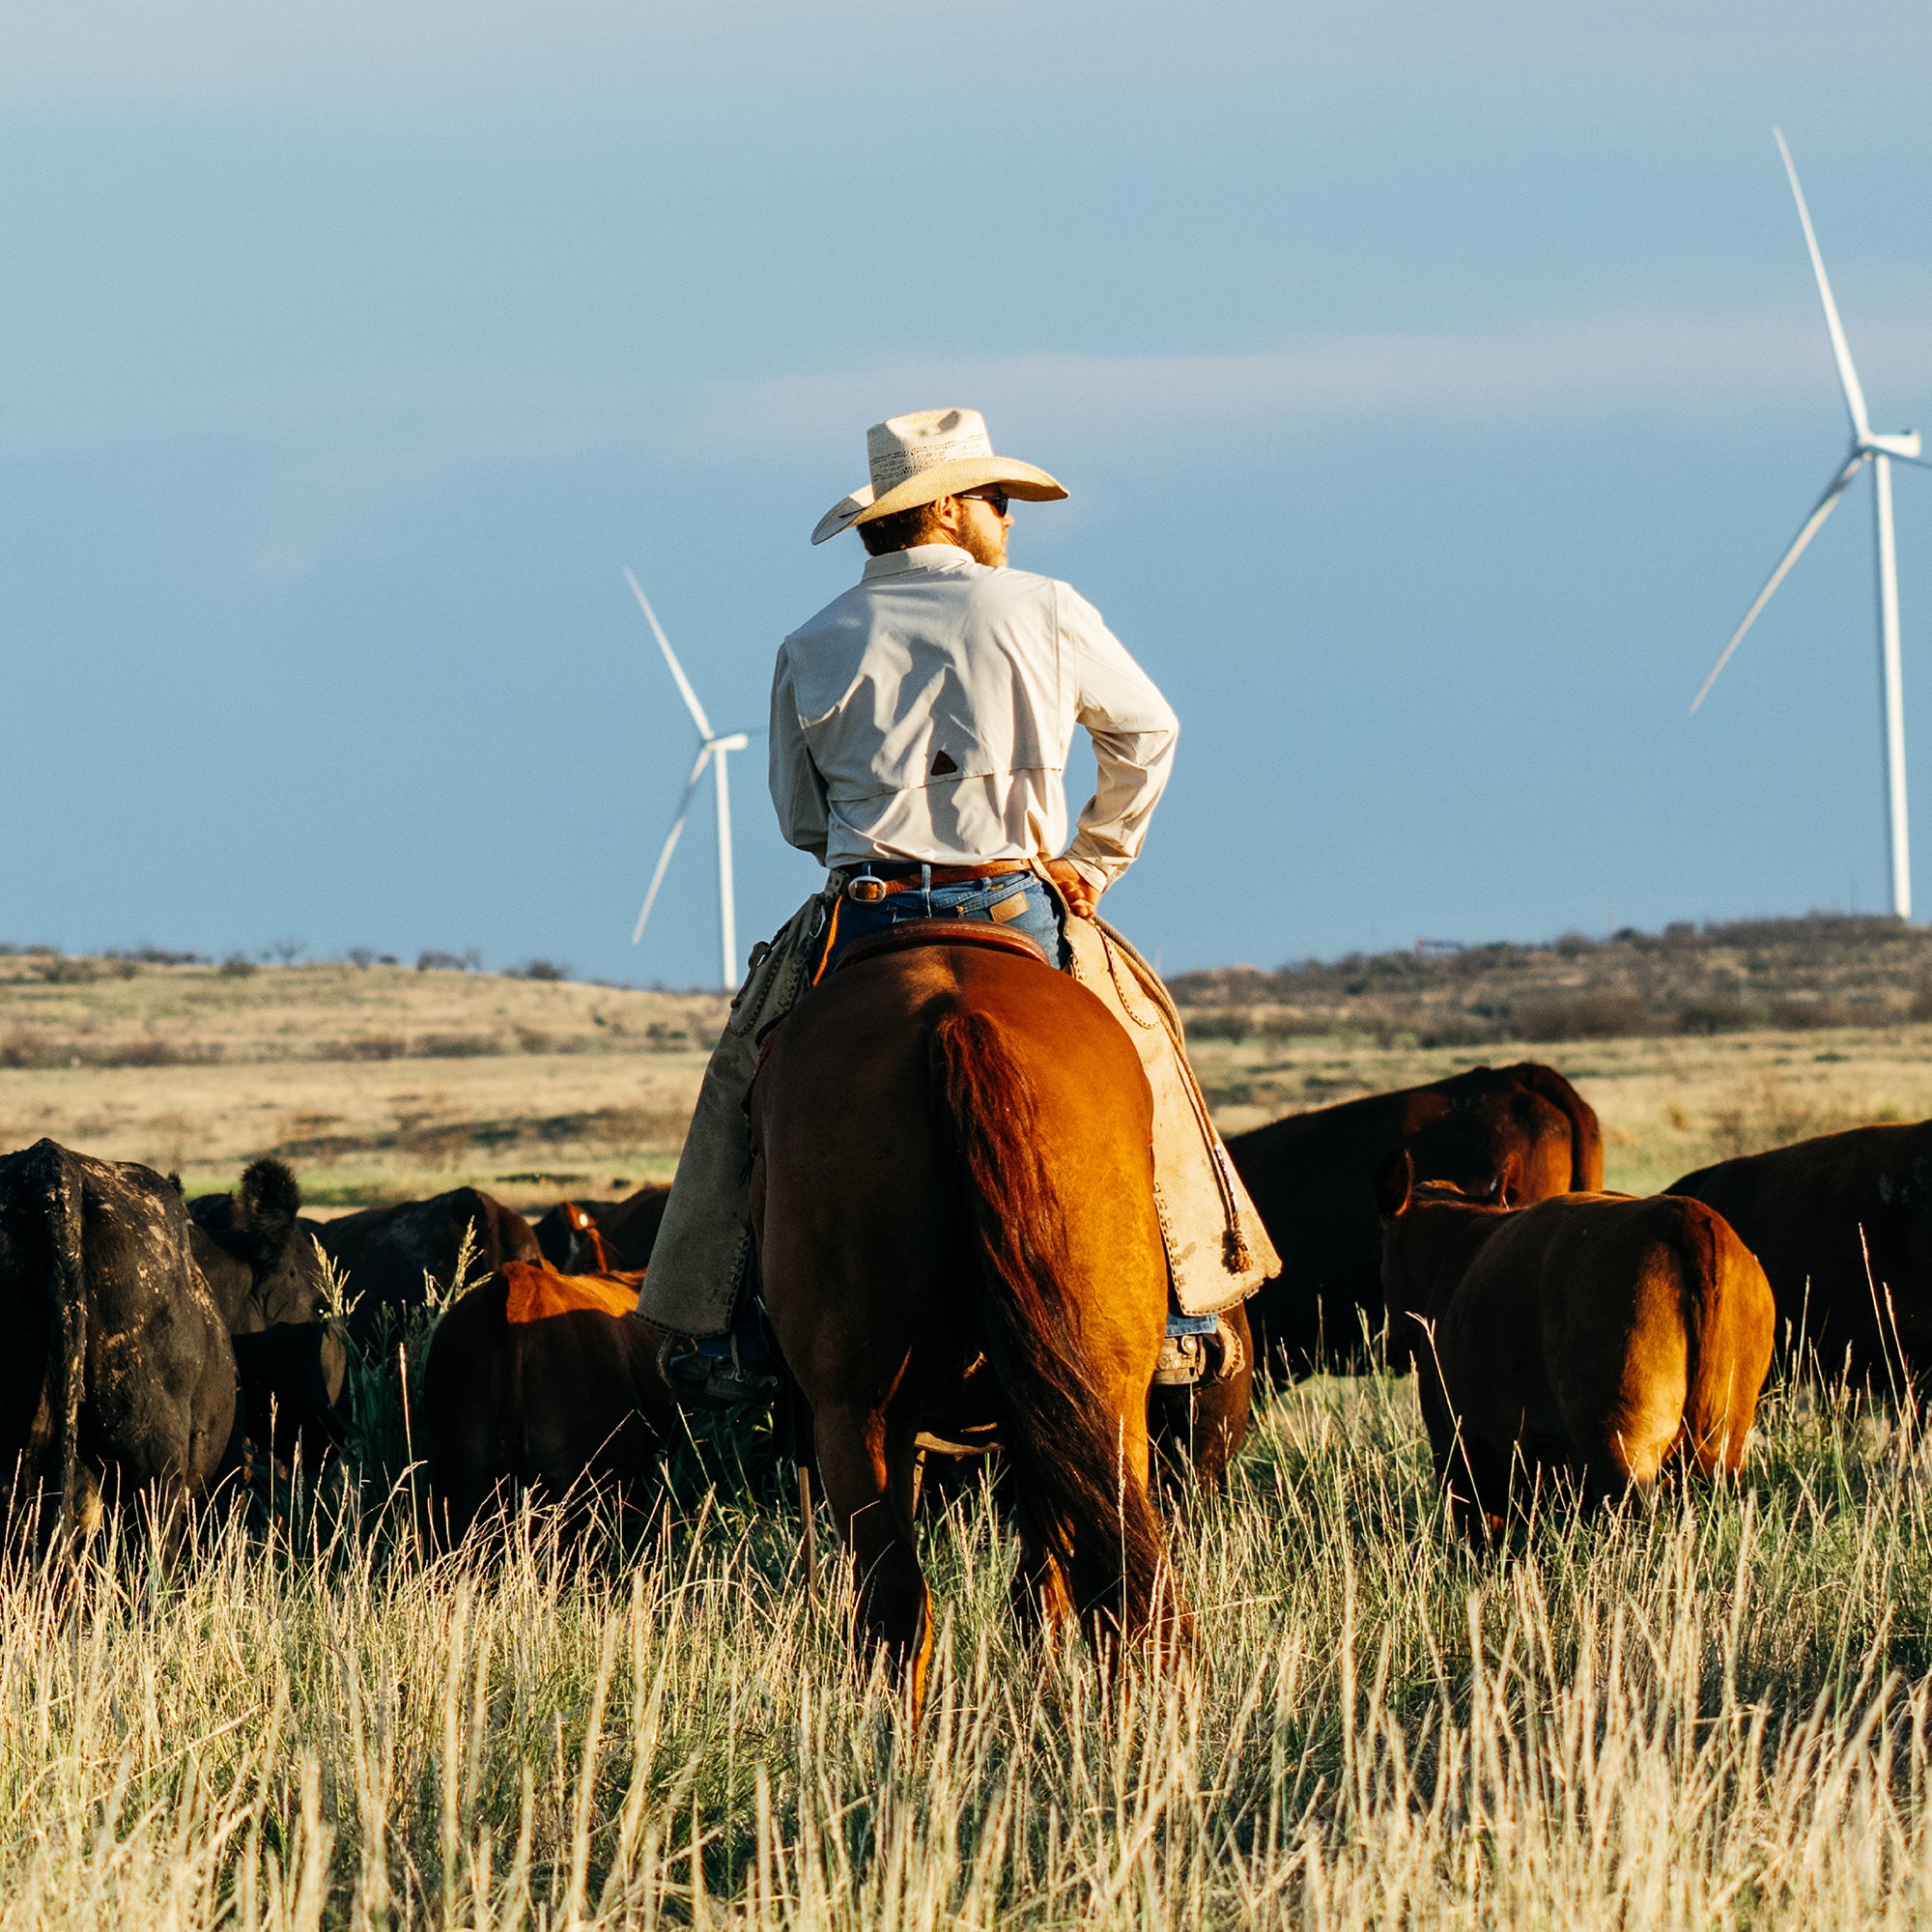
625;569;750;990
1691;129;1930;921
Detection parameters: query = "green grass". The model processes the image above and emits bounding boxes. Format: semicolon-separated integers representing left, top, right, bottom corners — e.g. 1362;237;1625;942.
9;1364;1932;1928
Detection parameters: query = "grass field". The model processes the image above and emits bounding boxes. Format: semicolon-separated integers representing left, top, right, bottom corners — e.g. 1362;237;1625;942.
12;1372;1932;1928
6;942;1932;1925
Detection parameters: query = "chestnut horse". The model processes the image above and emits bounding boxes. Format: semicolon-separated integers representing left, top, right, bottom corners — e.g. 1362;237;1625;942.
749;924;1184;1709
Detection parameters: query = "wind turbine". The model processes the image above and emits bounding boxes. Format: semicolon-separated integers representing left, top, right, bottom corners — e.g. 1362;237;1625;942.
1691;128;1930;921
625;569;750;990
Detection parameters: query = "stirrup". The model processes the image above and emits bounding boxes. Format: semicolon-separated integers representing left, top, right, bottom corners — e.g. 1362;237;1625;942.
1153;1310;1235;1387
658;1335;781;1409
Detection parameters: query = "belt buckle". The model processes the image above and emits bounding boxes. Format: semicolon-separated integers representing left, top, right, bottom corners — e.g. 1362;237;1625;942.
847;877;886;903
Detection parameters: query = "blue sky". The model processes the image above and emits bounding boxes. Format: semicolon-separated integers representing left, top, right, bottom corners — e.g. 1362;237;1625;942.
6;2;1932;985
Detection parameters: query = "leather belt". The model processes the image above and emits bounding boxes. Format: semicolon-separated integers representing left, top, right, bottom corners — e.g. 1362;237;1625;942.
844;859;1032;902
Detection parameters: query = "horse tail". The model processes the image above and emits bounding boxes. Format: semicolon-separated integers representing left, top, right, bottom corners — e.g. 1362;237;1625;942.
928;1009;1169;1639
1514;1063;1605;1191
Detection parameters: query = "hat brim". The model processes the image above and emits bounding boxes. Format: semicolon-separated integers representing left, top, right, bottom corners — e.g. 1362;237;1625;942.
810;456;1066;546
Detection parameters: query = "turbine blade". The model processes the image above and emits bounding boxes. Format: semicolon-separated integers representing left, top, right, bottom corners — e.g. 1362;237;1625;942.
631;746;714;945
1691;451;1864;713
1776;128;1871;440
624;568;715;739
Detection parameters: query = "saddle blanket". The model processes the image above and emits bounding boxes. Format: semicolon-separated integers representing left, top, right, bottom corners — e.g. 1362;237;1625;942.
502;1261;648;1326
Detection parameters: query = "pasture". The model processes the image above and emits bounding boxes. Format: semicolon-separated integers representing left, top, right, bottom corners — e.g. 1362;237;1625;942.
12;1364;1932;1926
6;947;1932;1925
4;949;1928;1208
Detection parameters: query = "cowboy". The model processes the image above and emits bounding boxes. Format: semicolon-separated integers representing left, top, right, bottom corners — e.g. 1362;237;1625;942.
637;408;1182;1401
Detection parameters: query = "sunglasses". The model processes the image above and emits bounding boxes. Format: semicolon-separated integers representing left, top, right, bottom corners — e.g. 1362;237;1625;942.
958;486;1010;517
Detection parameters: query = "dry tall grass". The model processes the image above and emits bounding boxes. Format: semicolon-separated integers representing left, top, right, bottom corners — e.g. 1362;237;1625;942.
8;1366;1932;1928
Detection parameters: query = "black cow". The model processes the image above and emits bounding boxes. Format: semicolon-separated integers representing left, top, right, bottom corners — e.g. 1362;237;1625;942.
310;1187;542;1350
0;1139;238;1542
1669;1122;1932;1394
1229;1063;1604;1380
188;1158;346;1464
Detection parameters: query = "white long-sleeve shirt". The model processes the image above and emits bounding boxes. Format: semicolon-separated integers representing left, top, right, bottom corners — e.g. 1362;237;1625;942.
769;544;1178;891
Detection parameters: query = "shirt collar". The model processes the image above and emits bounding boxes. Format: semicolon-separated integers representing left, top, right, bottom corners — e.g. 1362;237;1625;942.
860;542;979;582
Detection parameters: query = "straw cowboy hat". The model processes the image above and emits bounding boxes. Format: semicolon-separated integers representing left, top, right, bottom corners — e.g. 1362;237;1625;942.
810;408;1066;546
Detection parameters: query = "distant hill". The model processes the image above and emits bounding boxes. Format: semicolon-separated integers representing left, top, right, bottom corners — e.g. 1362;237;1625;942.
1169;914;1932;1047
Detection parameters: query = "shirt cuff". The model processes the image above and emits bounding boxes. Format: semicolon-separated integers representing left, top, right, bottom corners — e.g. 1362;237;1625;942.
1066;857;1113;895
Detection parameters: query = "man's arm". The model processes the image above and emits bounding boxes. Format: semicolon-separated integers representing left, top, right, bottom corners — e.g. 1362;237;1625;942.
1058;588;1179;911
768;647;831;861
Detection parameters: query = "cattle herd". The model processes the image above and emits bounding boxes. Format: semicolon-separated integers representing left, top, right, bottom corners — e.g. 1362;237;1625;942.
0;1056;1926;1552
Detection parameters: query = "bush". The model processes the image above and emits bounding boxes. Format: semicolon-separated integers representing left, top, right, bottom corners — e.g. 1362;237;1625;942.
220;952;257;978
516;959;569;982
32;955;102;985
1675;996;1765;1036
1509;990;1650;1041
410;1032;504;1059
1770;997;1855;1031
316;1034;408;1062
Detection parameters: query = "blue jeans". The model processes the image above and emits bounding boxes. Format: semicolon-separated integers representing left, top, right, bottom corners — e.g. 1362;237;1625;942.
822;867;1065;975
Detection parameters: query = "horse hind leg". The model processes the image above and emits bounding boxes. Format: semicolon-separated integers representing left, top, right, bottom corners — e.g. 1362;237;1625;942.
814;1401;932;1712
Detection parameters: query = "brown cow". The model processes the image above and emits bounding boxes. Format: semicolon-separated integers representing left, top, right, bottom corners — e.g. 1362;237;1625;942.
532;1186;669;1273
1376;1150;1774;1538
1231;1062;1603;1380
532;1199;616;1268
308;1187;540;1350
1669;1122;1932;1393
420;1262;675;1542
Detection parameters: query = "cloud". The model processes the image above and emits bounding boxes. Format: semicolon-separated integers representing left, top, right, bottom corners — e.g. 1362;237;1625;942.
14;300;1932;494
679;308;1932;469
249;542;316;586
4;0;1921;142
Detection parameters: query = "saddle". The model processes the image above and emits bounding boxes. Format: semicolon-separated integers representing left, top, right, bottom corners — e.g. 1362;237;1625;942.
833;917;1048;975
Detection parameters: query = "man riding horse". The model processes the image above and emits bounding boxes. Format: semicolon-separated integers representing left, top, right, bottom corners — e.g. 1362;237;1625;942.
638;407;1274;1403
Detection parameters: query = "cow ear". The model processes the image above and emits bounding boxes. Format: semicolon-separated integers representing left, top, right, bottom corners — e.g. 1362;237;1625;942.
1494;1151;1520;1208
1375;1147;1415;1220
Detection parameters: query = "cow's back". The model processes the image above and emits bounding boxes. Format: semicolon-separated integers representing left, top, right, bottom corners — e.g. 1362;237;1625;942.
1232;1062;1599;1378
1437;1191;1773;1493
422;1273;672;1542
319;1188;540;1346
1669;1122;1932;1387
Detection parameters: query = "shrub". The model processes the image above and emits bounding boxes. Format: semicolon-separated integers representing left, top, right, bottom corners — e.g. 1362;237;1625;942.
1675;995;1765;1036
410;1032;504;1059
33;955;101;985
1509;990;1650;1041
220;952;257;978
317;1034;408;1062
1770;997;1855;1031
